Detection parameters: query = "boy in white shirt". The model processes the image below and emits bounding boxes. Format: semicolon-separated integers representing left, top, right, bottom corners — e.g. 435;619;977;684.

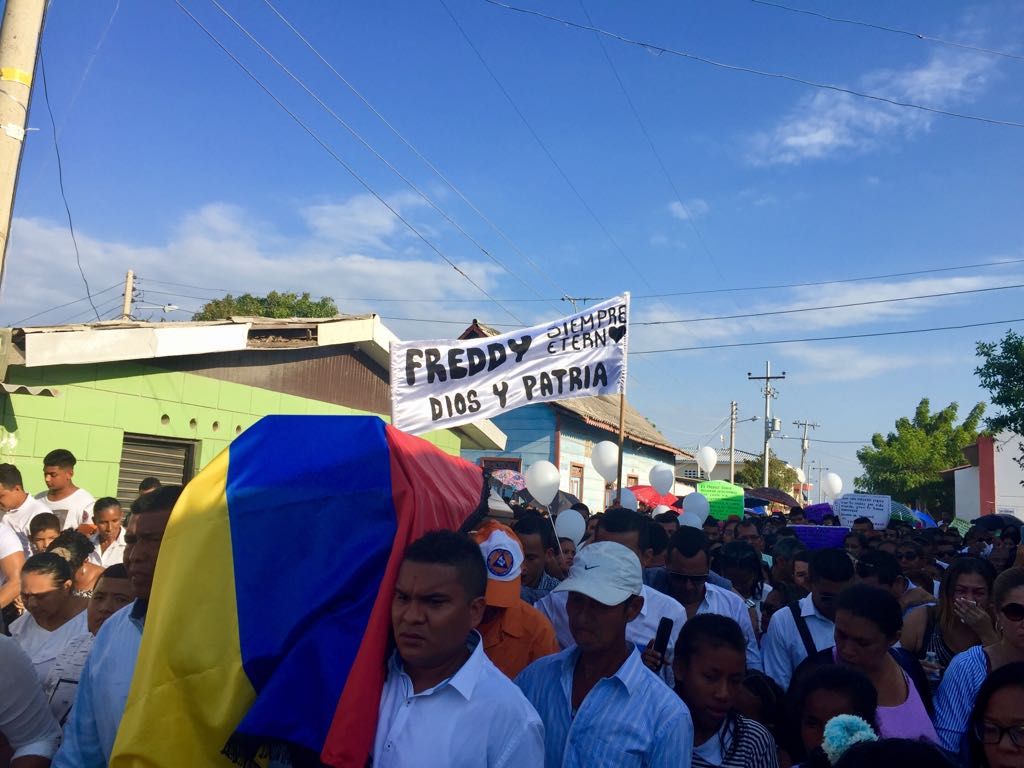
36;450;95;530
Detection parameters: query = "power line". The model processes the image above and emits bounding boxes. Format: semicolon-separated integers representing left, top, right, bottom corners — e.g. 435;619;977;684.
746;0;1024;63
10;282;122;326
261;0;572;308
39;54;100;321
484;0;1024;130
59;294;124;325
171;0;523;325
438;0;657;291
206;0;540;316
631;316;1024;355
634;281;1024;326
776;436;869;445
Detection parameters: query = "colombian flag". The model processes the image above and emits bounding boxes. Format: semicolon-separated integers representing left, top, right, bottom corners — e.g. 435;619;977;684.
110;415;486;767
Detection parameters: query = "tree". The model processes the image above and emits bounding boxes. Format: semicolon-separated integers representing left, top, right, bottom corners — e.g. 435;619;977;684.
192;292;338;321
975;329;1024;482
736;452;799;491
855;398;984;515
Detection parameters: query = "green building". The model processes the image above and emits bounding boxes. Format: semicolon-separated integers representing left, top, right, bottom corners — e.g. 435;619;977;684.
0;315;505;504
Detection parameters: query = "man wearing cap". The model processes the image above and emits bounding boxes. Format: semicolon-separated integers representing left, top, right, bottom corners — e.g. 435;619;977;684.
535;508;686;685
473;521;560;679
515;541;694;768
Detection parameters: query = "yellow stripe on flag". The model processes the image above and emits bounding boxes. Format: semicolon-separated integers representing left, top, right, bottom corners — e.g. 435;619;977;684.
111;451;257;767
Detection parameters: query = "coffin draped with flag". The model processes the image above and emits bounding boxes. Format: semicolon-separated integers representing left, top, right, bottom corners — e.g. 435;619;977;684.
110;415;486;767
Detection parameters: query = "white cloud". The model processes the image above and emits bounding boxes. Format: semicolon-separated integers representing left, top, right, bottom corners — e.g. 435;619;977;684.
668;198;710;221
0;194;508;334
781;342;957;382
747;49;996;165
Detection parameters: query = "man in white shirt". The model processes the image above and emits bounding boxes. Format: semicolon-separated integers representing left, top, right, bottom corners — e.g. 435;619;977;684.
665;526;762;671
0;522;24;624
762;547;855;690
88;498;126;567
36;449;95;530
535;507;686;685
0;463;52;556
372;529;544;768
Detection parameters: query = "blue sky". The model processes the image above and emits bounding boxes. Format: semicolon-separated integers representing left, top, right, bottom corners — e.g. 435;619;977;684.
5;0;1024;489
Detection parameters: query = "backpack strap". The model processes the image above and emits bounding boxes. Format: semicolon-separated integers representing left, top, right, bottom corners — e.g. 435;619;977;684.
789;600;817;659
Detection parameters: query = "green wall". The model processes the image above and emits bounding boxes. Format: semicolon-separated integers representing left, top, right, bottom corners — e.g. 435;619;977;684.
0;360;462;498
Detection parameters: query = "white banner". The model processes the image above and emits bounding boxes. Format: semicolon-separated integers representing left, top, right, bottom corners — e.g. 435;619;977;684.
391;295;629;435
833;493;892;530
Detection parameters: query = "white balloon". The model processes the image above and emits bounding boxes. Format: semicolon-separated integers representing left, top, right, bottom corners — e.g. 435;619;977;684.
525;461;561;505
823;472;843;498
696;446;718;476
619;487;638;511
683;492;710;523
680;510;703;528
652;504;673;516
649;464;675;495
554;509;586;544
795;467;806;484
591;441;620;483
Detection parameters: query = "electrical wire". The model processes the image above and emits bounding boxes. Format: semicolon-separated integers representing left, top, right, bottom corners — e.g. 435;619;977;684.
634;281;1024;325
483;0;1024;130
59;294;124;325
438;0;657;291
631;316;1024;355
206;0;539;316
11;282;122;326
39;54;100;321
261;0;573;308
171;0;523;324
775;436;869;445
745;0;1024;63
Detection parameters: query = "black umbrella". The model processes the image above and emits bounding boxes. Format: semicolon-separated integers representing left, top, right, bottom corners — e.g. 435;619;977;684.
512;488;581;515
744;486;801;509
971;514;1023;531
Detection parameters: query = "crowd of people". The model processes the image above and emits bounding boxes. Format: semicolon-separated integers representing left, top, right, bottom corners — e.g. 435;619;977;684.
2;450;1023;767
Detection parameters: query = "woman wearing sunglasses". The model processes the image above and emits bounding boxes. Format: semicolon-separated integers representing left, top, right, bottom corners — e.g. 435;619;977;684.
968;661;1024;768
934;567;1024;759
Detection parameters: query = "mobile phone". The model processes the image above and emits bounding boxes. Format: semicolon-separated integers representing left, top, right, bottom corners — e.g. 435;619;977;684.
653;617;674;657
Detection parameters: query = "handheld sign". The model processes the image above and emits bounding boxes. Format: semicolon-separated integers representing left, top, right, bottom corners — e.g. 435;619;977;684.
832;493;891;530
697;480;745;521
391;295;629;435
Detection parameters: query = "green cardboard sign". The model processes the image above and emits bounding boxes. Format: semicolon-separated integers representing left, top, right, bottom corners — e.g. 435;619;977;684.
697;480;745;521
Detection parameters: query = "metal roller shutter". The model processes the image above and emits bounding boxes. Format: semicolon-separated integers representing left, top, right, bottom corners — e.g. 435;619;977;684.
116;434;198;507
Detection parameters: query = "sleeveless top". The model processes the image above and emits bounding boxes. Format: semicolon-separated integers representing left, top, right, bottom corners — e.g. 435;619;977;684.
875;667;940;745
920;607;959;668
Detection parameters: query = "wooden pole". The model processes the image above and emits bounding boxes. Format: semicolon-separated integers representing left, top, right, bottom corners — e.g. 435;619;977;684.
614;392;626;504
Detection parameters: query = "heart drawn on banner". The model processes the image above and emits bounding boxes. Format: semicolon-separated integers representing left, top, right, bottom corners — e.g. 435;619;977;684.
609;325;627;343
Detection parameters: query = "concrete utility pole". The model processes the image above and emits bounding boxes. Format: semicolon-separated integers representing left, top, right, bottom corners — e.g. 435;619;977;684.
120;269;134;320
748;361;786;487
728;400;738;484
811;460;829;505
793;419;819;485
0;0;46;281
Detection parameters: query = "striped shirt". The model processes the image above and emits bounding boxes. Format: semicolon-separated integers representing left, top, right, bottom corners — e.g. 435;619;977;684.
933;644;988;755
692;715;779;768
515;645;693;768
522;572;561;606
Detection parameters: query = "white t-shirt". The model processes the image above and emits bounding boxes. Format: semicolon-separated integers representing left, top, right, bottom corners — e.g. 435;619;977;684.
2;494;53;556
10;609;89;683
36;488;95;529
0;524;22;588
0;635;61;760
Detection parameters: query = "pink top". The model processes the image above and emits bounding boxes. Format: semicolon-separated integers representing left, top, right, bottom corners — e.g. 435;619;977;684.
875;668;940;744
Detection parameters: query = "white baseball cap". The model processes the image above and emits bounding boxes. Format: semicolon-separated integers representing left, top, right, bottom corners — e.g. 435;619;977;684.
553;541;643;606
472;521;524;608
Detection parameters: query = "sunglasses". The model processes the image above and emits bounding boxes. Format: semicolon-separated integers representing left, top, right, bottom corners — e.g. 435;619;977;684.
669;570;708;585
1001;603;1024;623
974;721;1024;747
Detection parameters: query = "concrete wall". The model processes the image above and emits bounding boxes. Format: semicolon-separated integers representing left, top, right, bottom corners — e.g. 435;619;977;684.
955;465;981;520
0;361;461;498
994;432;1024;520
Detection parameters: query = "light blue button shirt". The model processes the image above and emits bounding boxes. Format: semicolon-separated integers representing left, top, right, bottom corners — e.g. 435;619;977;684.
373;631;545;768
52;601;143;768
698;583;763;672
515;645;694;768
762;593;834;690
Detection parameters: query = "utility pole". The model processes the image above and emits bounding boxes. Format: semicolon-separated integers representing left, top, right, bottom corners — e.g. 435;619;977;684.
0;0;46;281
810;460;829;505
748;361;786;487
120;269;135;320
728;400;738;484
793;419;819;484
